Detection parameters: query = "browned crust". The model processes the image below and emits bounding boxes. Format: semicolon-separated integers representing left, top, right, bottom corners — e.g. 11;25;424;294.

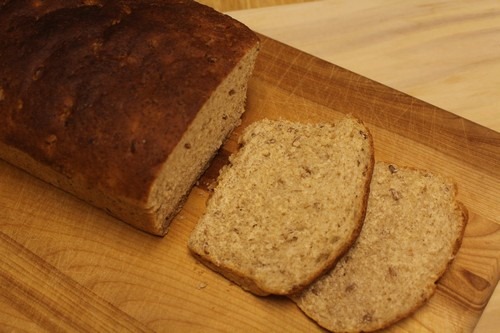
0;0;259;202
0;0;259;235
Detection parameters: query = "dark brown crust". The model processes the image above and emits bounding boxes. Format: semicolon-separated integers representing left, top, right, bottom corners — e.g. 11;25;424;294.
0;0;259;202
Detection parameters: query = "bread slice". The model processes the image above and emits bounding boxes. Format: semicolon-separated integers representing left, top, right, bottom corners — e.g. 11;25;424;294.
188;116;374;295
292;161;468;332
0;0;259;235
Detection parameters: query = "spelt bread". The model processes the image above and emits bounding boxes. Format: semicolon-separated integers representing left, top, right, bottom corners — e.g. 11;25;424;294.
0;0;259;235
292;161;468;332
188;116;374;295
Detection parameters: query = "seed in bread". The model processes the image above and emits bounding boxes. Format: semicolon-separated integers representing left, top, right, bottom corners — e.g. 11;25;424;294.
188;116;374;295
292;161;468;332
0;0;260;235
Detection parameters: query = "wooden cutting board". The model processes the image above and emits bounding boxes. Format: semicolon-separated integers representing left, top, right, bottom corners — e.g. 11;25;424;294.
1;35;499;332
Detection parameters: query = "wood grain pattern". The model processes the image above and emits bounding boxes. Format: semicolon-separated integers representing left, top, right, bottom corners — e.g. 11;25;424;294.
228;0;500;133
226;2;500;331
196;0;315;12
1;35;499;332
0;232;152;332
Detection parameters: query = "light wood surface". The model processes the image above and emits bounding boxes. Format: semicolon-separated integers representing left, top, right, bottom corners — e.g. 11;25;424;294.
225;1;500;332
227;0;500;133
2;33;499;333
196;0;315;12
1;1;499;332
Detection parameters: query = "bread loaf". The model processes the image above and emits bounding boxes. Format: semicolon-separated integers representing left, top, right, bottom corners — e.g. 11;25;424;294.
188;117;374;295
292;162;468;332
0;0;259;235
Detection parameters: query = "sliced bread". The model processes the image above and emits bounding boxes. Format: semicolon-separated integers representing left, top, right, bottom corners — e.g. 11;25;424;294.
292;161;468;332
188;116;374;295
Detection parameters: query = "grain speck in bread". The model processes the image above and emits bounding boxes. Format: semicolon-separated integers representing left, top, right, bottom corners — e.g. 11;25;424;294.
188;116;374;295
292;161;468;332
0;0;260;235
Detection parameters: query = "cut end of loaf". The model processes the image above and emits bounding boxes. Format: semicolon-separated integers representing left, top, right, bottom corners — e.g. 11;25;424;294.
147;42;261;236
292;161;468;332
188;116;375;295
0;0;260;235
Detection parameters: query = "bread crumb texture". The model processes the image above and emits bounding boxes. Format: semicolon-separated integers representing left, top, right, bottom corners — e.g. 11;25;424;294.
188;116;374;295
293;161;468;332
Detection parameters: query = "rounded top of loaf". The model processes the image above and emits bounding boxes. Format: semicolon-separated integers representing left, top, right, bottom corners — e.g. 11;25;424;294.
0;0;259;202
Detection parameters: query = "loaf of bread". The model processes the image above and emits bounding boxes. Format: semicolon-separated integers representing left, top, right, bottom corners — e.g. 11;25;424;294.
292;162;468;332
188;117;374;295
0;0;259;235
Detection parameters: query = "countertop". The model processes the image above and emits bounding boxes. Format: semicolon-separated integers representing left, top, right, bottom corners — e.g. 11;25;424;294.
214;0;499;331
1;1;498;332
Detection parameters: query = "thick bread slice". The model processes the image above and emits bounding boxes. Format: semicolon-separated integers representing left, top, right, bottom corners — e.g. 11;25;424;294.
0;0;259;235
292;162;468;332
188;116;374;295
